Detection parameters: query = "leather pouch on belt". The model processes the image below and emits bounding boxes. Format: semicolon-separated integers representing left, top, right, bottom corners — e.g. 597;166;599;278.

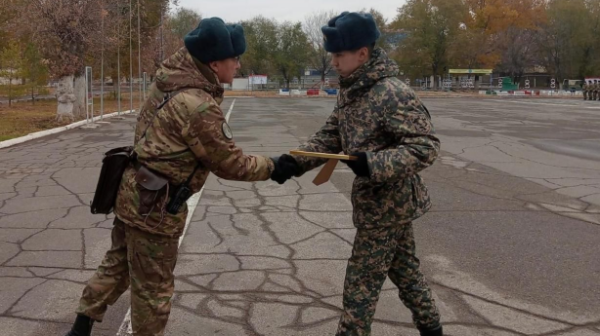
135;165;168;215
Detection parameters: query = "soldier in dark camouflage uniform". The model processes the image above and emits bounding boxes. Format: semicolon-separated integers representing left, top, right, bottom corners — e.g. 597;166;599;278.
64;18;295;336
282;12;444;336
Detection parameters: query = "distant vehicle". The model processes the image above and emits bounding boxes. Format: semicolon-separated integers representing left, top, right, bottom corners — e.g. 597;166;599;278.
562;79;583;91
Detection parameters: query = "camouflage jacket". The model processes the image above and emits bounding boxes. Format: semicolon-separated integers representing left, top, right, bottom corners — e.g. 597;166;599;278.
115;47;274;237
293;48;440;229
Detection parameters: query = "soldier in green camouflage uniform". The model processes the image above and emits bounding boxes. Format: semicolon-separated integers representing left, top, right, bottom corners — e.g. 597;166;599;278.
64;18;295;336
283;12;444;336
594;80;599;101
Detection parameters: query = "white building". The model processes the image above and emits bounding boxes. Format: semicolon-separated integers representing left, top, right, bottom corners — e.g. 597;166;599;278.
0;68;23;85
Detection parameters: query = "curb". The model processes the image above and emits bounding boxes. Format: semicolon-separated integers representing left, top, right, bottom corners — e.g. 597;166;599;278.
0;110;135;150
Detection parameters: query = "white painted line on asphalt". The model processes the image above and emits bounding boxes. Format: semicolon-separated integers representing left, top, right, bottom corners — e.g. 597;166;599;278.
116;99;236;336
116;309;132;335
0;109;136;149
225;99;236;121
491;100;579;107
495;99;600;109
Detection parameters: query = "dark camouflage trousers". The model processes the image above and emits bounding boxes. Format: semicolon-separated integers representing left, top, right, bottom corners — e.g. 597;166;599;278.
77;218;179;336
336;224;440;336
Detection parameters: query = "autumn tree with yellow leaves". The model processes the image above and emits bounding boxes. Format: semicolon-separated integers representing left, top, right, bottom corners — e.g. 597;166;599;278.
2;0;600;99
391;0;600;85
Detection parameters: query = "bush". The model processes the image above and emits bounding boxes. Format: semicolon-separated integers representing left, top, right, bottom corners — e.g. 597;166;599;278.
0;84;28;100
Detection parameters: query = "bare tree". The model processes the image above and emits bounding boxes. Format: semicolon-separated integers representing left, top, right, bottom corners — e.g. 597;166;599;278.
303;11;336;86
13;0;171;119
275;22;311;89
365;8;394;52
0;39;22;107
392;0;467;88
0;0;18;52
169;7;202;39
496;28;539;84
22;0;103;120
535;0;588;84
240;16;279;76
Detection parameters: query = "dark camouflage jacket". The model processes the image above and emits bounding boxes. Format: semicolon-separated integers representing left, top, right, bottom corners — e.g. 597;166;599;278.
115;47;274;237
293;48;440;229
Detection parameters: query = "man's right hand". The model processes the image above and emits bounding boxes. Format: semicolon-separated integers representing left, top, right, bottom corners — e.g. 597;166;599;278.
270;154;301;184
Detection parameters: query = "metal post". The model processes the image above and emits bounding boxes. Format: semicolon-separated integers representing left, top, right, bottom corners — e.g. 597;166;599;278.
129;0;133;114
85;67;90;123
159;8;164;61
82;66;100;129
85;66;93;123
143;72;147;101
90;68;94;121
137;0;142;113
100;3;105;119
117;0;121;116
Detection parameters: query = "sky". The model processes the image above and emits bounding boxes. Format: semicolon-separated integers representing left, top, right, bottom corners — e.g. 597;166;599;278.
174;0;406;24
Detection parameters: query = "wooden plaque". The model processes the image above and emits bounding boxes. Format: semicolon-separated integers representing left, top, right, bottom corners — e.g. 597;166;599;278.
289;150;357;161
289;150;357;186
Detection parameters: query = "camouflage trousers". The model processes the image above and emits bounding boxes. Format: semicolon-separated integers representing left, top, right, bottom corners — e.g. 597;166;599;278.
76;218;179;336
336;223;440;336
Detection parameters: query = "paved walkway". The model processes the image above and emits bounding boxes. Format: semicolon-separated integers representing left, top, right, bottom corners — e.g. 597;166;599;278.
0;112;139;335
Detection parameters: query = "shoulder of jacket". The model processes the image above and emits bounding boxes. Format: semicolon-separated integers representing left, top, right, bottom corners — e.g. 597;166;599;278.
370;77;415;105
371;77;404;94
170;89;220;114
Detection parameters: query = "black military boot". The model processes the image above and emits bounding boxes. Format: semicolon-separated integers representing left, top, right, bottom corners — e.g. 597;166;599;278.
419;325;443;336
64;314;94;336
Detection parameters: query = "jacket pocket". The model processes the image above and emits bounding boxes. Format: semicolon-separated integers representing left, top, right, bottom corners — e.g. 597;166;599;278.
135;165;168;216
410;175;431;216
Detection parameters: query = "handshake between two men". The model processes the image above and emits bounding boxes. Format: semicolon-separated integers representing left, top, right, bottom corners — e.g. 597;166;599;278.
269;152;370;185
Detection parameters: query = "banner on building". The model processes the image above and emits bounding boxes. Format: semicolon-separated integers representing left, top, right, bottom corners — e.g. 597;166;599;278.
448;69;493;74
249;75;268;85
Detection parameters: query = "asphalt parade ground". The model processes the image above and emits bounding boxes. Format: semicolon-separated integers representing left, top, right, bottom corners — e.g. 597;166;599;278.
0;97;599;336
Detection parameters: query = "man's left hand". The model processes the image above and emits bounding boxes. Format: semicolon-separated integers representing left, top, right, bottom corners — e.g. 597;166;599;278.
341;152;370;177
